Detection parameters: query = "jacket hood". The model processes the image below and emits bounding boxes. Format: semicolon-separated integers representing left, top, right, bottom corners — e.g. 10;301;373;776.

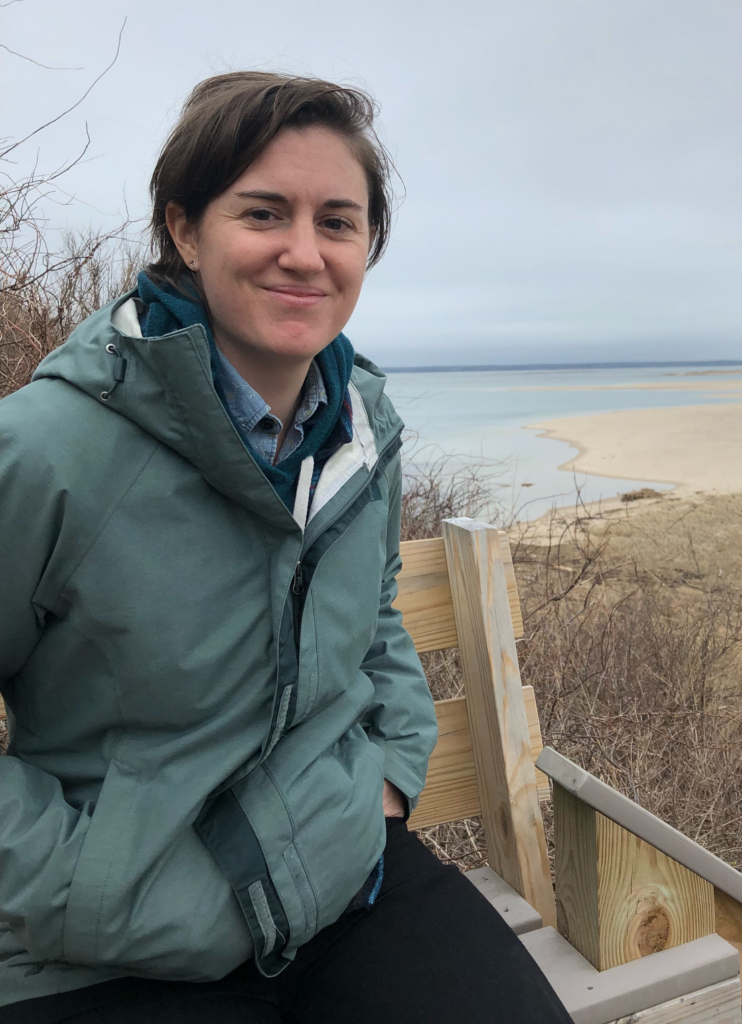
32;290;403;528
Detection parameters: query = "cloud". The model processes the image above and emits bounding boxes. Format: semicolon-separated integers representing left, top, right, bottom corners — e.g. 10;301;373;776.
4;0;741;363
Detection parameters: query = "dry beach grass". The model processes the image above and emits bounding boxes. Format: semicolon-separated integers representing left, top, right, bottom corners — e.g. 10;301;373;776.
402;475;742;875
0;233;139;399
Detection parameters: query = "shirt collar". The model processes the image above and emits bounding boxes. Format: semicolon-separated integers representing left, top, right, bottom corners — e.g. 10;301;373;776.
295;359;328;427
215;347;272;432
215;347;328;434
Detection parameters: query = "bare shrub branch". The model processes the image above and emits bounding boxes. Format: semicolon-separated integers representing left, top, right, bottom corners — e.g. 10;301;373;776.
0;43;82;70
0;19;127;161
0;231;141;397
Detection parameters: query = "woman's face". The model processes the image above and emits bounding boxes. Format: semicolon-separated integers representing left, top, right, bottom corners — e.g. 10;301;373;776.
168;127;372;364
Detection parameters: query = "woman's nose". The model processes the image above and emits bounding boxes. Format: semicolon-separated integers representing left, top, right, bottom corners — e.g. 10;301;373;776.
276;219;325;276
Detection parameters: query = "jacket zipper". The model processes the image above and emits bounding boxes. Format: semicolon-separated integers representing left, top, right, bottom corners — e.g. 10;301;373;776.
292;561;305;655
289;430;402;689
217;431;403;790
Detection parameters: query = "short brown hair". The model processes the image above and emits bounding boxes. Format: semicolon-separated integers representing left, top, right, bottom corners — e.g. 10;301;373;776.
147;72;394;288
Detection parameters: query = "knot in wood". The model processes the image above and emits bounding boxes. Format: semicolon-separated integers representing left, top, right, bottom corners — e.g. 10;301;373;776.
630;899;670;957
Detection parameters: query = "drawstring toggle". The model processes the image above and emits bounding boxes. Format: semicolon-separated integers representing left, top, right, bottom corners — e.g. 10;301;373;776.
100;343;128;401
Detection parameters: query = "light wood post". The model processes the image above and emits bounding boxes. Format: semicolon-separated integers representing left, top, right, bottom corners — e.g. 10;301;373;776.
714;888;742;962
553;782;715;970
442;518;556;927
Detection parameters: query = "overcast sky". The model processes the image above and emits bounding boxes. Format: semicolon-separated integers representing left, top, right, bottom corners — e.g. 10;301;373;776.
3;0;741;366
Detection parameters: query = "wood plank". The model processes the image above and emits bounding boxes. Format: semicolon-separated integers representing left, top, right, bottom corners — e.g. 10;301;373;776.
396;537;458;652
554;782;715;971
714;887;742;962
497;529;524;640
395;535;525;653
442;518;555;927
409;691;550;830
610;979;742;1024
522;684;551;802
554;782;601;965
408;697;480;829
538;746;742;905
596;812;715;971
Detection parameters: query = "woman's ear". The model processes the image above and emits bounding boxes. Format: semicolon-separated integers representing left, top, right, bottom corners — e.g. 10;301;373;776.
166;202;199;271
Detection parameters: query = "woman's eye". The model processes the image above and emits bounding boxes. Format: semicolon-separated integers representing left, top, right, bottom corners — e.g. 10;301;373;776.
247;209;274;222
323;217;349;232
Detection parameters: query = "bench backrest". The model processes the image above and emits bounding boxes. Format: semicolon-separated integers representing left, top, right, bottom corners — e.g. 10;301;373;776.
396;534;550;830
397;520;556;928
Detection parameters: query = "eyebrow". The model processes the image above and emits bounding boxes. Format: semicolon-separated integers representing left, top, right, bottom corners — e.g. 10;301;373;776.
234;189;364;211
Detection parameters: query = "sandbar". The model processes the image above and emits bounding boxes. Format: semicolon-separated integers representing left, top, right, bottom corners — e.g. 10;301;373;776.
529;403;742;497
514;374;742;396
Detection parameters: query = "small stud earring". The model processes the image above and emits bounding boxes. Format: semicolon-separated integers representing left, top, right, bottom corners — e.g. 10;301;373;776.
190;259;196;270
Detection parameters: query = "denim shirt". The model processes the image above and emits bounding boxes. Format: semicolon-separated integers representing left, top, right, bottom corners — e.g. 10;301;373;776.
215;348;328;465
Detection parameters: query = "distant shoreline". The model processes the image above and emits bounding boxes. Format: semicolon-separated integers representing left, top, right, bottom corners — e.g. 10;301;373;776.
382;360;742;374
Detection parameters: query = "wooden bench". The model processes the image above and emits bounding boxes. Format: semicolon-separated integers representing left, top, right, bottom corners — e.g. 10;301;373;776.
397;518;742;1024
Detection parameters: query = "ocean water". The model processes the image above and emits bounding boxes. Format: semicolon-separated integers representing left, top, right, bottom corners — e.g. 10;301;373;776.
383;365;735;522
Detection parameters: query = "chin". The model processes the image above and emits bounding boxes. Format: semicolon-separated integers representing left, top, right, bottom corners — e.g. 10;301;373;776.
262;325;340;360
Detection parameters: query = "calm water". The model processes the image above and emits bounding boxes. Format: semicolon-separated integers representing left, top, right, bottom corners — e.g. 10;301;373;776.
384;365;735;521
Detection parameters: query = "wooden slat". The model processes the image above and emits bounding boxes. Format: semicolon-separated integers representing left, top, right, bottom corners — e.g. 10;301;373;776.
395;535;524;653
410;688;550;831
607;979;742;1024
554;782;715;971
409;697;480;829
395;538;458;652
442;519;555;927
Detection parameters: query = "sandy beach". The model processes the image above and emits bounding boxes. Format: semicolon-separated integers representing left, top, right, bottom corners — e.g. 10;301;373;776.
528;375;742;498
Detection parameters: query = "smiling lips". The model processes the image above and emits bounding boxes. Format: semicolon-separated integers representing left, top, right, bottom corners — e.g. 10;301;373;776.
263;285;327;308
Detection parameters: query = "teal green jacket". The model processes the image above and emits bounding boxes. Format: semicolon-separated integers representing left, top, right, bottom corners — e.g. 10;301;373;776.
0;292;438;1006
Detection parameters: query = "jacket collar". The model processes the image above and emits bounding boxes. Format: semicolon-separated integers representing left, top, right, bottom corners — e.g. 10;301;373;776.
32;291;402;531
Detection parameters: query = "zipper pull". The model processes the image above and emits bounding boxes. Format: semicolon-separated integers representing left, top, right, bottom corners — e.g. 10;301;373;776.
292;563;304;596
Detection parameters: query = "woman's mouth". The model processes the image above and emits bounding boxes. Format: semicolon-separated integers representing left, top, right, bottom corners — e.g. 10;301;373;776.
263;285;327;308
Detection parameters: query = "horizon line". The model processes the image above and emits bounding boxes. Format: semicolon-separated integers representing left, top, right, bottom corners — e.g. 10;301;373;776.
382;360;742;373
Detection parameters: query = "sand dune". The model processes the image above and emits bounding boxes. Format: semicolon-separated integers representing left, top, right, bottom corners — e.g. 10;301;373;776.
530;402;742;496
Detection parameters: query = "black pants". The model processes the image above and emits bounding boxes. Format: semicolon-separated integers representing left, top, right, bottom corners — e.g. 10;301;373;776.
9;819;571;1024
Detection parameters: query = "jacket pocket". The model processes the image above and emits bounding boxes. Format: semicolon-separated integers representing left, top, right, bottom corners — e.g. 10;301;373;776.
256;728;387;935
63;756;253;981
195;763;315;977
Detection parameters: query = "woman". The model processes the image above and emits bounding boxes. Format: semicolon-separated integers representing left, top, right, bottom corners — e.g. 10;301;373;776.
0;73;570;1023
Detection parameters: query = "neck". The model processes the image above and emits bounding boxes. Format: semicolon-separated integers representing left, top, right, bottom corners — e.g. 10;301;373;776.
215;332;312;430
